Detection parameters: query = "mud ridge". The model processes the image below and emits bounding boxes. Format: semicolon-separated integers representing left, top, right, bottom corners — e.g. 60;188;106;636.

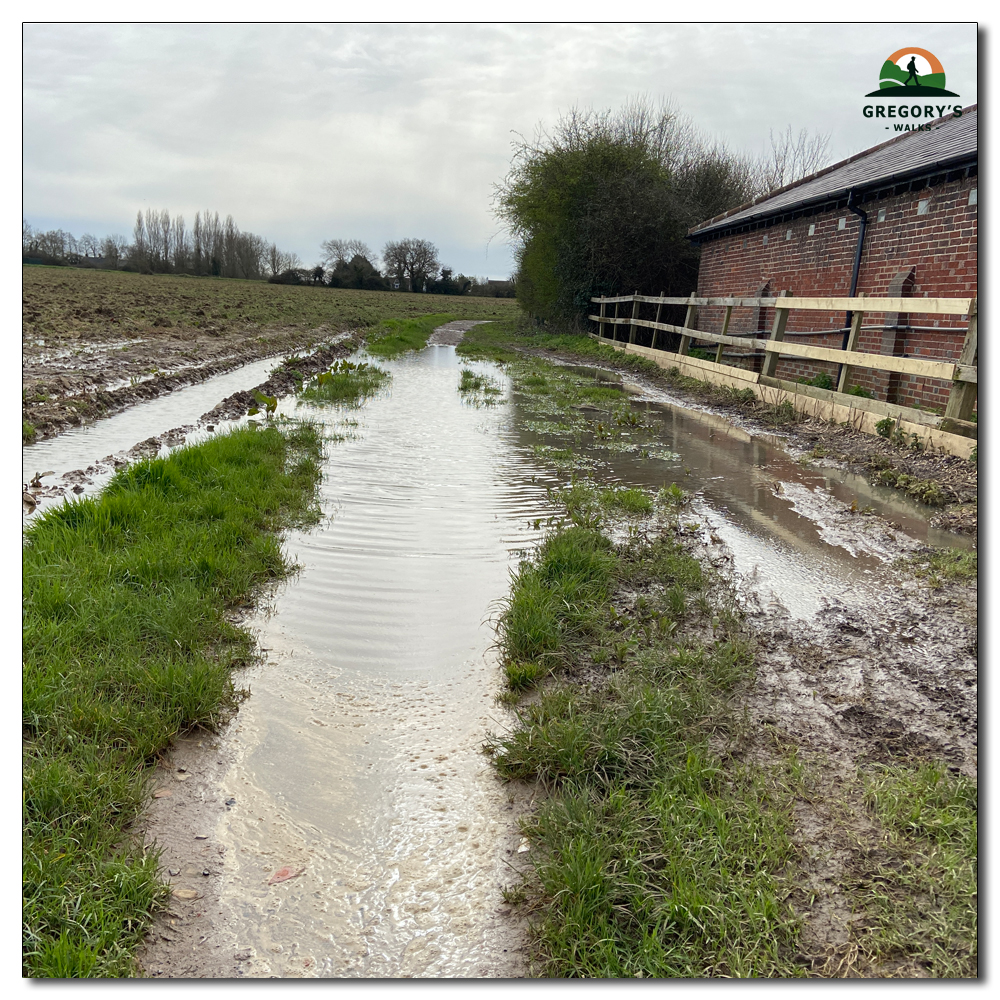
201;337;361;423
23;327;350;442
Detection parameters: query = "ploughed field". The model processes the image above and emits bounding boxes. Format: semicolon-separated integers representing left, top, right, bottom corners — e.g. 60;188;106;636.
22;266;517;442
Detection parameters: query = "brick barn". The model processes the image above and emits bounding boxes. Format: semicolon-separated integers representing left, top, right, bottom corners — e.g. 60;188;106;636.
687;105;977;413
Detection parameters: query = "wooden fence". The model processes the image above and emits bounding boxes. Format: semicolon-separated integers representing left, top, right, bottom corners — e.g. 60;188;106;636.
589;292;978;456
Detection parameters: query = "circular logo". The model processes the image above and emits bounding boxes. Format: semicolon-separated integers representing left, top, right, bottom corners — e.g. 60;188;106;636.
867;47;959;96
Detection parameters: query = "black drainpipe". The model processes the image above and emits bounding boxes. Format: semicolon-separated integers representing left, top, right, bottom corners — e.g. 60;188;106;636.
837;189;868;386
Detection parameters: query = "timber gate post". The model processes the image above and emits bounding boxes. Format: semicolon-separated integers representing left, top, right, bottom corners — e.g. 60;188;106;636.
760;290;791;378
715;305;733;364
945;296;978;421
836;302;866;393
629;292;640;344
678;294;697;356
599;299;607;340
651;292;664;350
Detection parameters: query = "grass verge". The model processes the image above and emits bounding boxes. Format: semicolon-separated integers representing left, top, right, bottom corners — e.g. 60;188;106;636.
488;483;804;977
22;421;324;977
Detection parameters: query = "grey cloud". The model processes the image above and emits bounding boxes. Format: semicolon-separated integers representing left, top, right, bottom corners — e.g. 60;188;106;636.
24;22;977;278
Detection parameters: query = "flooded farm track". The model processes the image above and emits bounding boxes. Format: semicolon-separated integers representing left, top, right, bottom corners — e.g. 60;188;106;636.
24;335;975;978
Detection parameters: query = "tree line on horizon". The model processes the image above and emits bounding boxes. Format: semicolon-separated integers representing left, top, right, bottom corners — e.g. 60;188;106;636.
21;215;515;297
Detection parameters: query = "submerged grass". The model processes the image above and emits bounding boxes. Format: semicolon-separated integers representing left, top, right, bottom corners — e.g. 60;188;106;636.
22;421;324;977
298;358;390;407
489;483;804;977
365;313;456;358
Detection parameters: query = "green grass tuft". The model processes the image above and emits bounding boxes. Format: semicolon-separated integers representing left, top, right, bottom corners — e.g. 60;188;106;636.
850;764;978;976
299;358;390;406
599;486;653;515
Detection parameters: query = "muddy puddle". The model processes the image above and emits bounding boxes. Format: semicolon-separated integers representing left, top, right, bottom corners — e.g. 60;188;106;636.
23;339;973;978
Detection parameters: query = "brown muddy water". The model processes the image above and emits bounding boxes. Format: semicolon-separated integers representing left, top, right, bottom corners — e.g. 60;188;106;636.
22;343;972;979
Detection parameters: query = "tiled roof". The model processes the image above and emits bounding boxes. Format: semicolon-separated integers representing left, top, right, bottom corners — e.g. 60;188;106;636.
689;105;977;240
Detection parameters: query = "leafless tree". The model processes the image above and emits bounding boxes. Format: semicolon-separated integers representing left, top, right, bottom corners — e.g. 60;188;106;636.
757;126;831;194
382;238;440;292
24;208;292;280
78;232;99;257
320;238;376;269
101;234;128;268
266;243;301;276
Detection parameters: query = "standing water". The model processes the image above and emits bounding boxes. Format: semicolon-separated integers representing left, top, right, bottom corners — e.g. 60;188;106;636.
26;339;969;977
140;346;556;978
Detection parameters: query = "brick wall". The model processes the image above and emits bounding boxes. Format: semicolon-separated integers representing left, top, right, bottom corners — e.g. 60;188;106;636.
694;176;977;412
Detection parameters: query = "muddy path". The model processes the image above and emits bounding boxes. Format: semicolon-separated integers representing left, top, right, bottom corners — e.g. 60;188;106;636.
23;326;976;978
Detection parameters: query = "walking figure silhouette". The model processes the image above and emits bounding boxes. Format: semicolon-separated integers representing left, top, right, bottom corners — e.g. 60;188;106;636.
903;55;920;86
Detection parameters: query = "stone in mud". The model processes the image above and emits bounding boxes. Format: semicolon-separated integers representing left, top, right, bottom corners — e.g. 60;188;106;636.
129;436;162;458
61;469;93;485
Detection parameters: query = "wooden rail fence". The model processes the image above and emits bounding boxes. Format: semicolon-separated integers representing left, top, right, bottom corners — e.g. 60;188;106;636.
589;293;978;456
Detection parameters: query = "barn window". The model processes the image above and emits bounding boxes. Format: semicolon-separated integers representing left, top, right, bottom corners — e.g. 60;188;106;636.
969;188;978;205
877;208;886;222
763;233;768;245
918;199;931;215
808;223;816;236
838;218;847;230
786;229;792;240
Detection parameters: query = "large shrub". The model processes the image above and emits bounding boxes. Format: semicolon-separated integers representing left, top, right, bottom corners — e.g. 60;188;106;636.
494;99;758;325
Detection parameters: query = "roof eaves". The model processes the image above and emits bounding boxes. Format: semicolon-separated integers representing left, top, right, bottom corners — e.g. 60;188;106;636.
688;104;977;239
687;152;977;242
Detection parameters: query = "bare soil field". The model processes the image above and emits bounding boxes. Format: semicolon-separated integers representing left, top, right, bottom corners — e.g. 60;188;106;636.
22;267;517;441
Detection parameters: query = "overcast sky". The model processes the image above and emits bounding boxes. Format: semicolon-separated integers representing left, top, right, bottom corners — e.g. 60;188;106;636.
22;22;978;278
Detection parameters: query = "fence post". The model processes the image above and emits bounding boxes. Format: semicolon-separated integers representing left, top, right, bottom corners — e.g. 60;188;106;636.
628;292;640;344
611;300;619;342
836;307;865;392
651;291;664;350
678;294;697;356
760;291;791;378
598;299;607;340
944;296;978;420
714;304;733;364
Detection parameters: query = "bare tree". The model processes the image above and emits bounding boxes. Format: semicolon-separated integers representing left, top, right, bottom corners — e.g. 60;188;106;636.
267;242;300;276
757;126;831;194
101;234;128;268
381;238;440;292
129;212;148;269
320;238;376;269
78;232;99;257
171;215;188;272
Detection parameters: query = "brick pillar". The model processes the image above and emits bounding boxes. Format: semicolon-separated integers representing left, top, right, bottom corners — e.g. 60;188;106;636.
874;268;914;402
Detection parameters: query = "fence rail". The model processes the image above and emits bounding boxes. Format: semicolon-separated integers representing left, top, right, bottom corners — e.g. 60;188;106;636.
589;292;978;426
